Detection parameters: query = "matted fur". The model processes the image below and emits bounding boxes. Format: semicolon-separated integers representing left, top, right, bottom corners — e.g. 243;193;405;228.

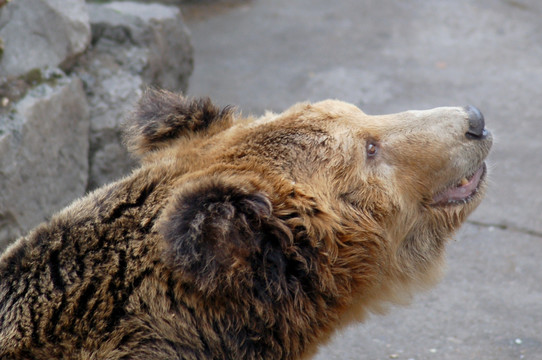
0;90;492;359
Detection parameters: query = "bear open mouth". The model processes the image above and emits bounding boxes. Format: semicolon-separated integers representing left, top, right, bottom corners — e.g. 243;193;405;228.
431;163;486;206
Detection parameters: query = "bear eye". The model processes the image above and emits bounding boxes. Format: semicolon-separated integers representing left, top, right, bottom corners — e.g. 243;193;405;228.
366;141;378;157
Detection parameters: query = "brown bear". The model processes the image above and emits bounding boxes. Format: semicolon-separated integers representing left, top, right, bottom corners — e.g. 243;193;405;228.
0;89;492;359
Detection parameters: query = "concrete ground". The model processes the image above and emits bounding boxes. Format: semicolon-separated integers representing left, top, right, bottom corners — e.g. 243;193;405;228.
183;1;542;359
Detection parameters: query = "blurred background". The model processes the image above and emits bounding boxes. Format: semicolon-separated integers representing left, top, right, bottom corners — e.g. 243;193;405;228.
0;0;541;359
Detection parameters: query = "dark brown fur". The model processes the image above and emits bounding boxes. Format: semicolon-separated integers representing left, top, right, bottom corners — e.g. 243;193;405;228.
0;89;492;359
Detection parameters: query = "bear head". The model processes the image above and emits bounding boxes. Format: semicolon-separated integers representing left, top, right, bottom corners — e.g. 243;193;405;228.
125;89;492;314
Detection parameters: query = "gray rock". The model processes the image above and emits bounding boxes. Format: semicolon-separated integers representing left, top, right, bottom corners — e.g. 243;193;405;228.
77;61;142;190
78;1;193;190
0;0;91;78
88;1;193;92
0;72;89;250
0;1;195;248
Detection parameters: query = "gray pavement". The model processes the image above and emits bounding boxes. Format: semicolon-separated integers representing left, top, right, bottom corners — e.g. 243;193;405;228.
183;1;542;359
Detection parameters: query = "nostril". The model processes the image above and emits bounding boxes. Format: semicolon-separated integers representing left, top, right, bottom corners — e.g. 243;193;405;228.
464;105;486;139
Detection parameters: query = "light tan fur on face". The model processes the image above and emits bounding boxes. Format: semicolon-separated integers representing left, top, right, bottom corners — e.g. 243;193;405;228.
0;90;492;359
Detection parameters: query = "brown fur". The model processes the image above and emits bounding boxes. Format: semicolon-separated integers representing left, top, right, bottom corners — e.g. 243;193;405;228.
0;89;492;359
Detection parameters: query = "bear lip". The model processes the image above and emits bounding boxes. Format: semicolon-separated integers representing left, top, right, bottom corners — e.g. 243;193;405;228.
431;163;486;206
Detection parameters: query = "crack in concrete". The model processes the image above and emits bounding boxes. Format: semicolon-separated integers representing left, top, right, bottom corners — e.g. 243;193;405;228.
467;220;542;238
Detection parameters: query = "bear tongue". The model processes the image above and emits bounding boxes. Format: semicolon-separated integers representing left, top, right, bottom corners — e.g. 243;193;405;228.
432;165;484;204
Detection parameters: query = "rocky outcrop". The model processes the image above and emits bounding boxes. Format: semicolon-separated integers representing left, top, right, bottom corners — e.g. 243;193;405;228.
0;0;193;250
0;73;90;247
0;0;91;78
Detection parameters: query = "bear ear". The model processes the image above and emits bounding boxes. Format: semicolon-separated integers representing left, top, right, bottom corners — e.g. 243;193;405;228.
123;88;234;156
158;175;293;297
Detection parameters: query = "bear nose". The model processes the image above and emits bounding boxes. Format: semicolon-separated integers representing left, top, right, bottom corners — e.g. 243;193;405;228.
464;105;487;139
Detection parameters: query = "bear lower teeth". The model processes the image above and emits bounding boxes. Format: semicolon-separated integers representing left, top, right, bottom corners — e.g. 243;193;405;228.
459;178;469;186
